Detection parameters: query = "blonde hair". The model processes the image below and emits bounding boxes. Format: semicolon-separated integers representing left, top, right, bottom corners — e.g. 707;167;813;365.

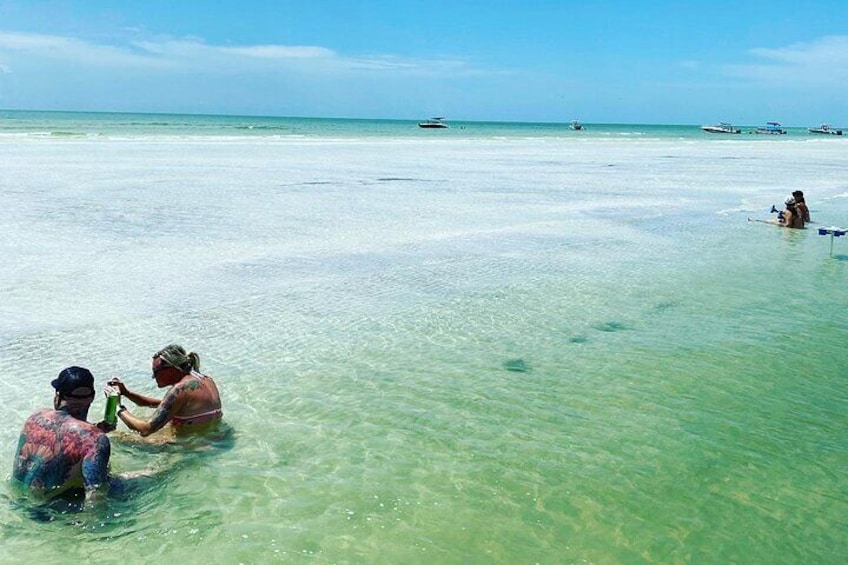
154;344;200;373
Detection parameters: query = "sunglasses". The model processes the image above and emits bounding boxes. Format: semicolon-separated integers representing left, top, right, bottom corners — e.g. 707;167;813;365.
152;360;173;377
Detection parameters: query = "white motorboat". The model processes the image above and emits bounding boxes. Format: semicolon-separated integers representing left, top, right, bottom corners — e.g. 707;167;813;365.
807;124;842;135
700;122;741;134
418;117;449;129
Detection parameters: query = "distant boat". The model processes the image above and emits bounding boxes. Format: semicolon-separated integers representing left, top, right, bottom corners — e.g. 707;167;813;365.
569;120;584;131
700;122;741;134
418;117;449;129
807;124;842;135
755;121;787;134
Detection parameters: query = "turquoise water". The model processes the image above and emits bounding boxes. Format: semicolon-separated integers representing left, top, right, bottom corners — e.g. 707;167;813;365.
0;109;820;139
0;111;846;563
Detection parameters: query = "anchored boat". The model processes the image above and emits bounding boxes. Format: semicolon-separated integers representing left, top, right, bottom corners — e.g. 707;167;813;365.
700;122;741;134
418;117;449;129
808;124;842;135
755;121;787;134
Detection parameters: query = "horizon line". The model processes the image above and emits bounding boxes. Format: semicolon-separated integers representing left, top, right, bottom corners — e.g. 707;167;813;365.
1;108;834;129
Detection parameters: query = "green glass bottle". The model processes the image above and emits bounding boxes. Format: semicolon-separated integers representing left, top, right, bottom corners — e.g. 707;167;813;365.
104;387;120;426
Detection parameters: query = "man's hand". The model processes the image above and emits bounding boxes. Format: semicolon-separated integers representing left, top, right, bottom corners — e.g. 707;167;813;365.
95;420;117;433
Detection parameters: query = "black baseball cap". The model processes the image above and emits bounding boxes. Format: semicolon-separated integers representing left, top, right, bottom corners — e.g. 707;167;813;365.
51;366;95;399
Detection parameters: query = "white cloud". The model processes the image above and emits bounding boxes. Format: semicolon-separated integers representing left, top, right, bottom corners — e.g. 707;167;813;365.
750;35;848;65
723;35;848;85
0;29;491;116
343;55;471;73
0;30;471;76
219;44;335;59
0;31;169;68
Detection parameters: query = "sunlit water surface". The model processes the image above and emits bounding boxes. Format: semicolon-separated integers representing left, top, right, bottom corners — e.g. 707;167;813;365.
0;126;846;563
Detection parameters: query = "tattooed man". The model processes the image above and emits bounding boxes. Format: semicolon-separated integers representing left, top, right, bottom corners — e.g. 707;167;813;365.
12;366;113;506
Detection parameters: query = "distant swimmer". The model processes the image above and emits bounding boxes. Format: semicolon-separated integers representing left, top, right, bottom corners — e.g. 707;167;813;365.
109;344;223;436
12;367;113;507
750;196;806;228
780;196;805;229
792;190;811;223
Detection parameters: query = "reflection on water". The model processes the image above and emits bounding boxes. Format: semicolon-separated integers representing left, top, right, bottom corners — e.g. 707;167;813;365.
109;421;236;453
5;421;235;534
1;135;847;562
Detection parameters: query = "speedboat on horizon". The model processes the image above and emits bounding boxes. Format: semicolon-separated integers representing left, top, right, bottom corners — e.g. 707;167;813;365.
569;120;584;131
807;124;842;135
755;121;787;134
700;122;741;134
418;117;449;129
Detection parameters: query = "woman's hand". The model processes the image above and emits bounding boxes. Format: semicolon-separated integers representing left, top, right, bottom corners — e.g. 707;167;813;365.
107;377;129;395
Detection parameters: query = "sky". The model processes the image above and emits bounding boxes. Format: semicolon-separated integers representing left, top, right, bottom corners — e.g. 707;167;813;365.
0;1;847;125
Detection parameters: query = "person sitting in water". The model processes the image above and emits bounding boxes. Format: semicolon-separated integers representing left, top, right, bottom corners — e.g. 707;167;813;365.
12;366;114;507
109;344;223;436
792;190;811;223
780;196;805;229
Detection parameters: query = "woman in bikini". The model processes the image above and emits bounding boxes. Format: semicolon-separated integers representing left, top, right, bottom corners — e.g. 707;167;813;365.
109;344;223;436
779;196;805;229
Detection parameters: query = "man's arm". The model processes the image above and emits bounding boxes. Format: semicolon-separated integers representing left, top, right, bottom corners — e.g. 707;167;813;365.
82;433;111;507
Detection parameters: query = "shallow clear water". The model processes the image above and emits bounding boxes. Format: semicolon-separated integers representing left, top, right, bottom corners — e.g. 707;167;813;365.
0;115;847;563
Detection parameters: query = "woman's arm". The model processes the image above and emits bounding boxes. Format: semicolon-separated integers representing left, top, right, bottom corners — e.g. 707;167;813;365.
108;377;161;408
123;389;162;408
117;387;182;437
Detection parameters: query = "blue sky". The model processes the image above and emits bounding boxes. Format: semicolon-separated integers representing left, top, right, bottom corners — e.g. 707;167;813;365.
0;1;846;125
